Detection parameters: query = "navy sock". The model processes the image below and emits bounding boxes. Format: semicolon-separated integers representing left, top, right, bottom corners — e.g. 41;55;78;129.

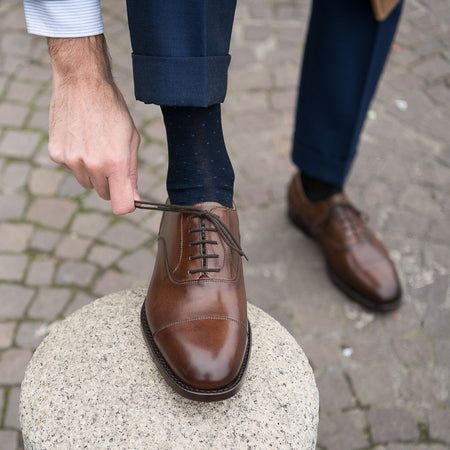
161;104;234;208
300;172;342;203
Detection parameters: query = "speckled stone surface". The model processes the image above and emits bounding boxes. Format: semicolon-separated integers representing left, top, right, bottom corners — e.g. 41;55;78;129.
20;289;319;449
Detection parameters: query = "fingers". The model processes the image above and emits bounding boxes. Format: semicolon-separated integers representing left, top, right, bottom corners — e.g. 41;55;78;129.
129;130;141;202
108;169;135;215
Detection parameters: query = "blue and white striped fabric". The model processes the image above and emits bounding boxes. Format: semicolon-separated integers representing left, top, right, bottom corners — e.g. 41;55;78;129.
23;0;104;38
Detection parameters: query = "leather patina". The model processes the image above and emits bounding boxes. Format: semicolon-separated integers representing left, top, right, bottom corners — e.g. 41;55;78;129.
137;201;251;401
288;173;402;312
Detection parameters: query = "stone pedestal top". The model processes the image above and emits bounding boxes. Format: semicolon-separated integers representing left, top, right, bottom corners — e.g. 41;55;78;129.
20;289;319;449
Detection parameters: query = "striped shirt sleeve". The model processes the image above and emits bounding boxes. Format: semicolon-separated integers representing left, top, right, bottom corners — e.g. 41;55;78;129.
23;0;104;38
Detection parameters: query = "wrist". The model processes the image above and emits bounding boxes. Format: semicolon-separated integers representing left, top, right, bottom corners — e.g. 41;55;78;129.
48;35;113;84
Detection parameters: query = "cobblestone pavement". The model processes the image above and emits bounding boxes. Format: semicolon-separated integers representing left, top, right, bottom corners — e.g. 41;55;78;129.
0;0;449;449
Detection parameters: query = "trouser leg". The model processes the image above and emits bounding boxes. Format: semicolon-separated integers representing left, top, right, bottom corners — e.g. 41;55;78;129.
125;0;236;107
291;0;403;187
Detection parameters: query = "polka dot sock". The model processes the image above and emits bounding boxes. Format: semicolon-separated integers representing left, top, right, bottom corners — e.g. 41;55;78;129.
161;104;234;208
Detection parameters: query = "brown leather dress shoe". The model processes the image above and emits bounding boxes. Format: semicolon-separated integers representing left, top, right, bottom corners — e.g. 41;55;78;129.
288;172;402;312
135;201;251;401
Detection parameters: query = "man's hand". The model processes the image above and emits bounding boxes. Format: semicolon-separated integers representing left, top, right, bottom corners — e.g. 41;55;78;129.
47;35;140;215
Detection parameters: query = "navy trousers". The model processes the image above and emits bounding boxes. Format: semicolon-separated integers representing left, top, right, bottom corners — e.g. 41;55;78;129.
126;0;403;187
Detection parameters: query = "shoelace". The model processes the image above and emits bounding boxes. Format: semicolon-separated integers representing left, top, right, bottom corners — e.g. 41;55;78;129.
134;201;247;269
327;202;369;242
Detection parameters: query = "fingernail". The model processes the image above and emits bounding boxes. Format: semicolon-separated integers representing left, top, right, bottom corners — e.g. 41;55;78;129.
133;189;141;201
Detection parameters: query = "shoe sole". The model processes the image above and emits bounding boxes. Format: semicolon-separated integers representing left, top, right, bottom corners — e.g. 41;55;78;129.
140;300;252;402
288;208;402;312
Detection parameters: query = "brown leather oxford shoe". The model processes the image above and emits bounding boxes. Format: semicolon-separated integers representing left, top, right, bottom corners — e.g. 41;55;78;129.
288;172;402;312
135;201;251;401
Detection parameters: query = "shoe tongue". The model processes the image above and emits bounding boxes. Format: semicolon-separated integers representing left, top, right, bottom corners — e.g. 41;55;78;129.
327;193;349;205
190;201;233;212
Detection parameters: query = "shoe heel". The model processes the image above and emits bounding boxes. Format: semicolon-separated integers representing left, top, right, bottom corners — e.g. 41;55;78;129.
288;208;315;238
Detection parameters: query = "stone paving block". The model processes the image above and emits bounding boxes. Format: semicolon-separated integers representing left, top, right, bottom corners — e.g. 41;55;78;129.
317;410;368;449
398;184;441;217
384;209;430;237
428;409;450;443
88;245;122;268
0;348;32;384
0;73;7;93
6;80;41;103
229;46;257;67
63;292;94;317
117;248;155;279
0;102;28;127
1;161;30;190
0;223;33;252
28;287;71;320
1;31;31;57
368;408;420;443
424;308;450;340
70;212;110;238
28;167;64;195
0;254;28;281
93;269;133;296
144;119;166;141
425;83;450;106
428;218;450;243
413;56;450;80
0;387;4;423
399;366;449;407
274;63;300;88
139;212;161;235
228;65;272;91
348;365;396;407
434;339;450;367
342;326;404;367
392;335;431;367
270;89;297;111
0;284;34;319
223;91;268;115
82;190;112;212
4;386;20;428
0;193;27;220
26;197;77;229
418;109;450;144
29;229;61;253
244;24;272;42
0;322;15;349
34;89;51;108
25;257;55;286
15;321;47;350
387;445;448;450
0;130;40;159
27;108;49;129
55;261;96;287
316;370;355;413
32;145;57;168
101;222;150;250
17;63;51;82
301;335;342;371
0;431;18;450
54;235;90;259
58;174;86;197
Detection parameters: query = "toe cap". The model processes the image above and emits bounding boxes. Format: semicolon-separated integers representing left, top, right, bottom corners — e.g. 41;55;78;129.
154;318;248;390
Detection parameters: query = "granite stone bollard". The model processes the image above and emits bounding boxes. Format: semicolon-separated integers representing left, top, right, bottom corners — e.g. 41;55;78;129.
20;289;319;449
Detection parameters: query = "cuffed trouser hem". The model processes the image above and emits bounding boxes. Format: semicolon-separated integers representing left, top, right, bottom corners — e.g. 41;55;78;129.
292;142;349;188
132;54;231;107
